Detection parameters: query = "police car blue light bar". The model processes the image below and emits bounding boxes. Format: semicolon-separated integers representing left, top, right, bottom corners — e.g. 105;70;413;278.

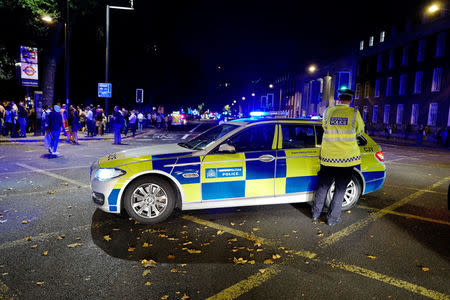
249;111;267;117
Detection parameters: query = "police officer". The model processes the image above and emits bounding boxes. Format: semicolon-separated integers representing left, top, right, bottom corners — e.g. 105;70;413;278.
112;106;124;145
312;88;365;226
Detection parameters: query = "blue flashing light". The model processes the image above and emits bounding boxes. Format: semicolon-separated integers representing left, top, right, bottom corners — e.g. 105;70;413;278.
249;111;267;117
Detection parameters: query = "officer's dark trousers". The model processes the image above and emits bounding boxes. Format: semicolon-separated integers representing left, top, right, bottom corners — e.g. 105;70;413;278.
311;165;354;222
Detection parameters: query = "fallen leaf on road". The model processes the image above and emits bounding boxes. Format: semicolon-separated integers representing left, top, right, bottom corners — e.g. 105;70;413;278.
230;222;235;226
24;237;31;241
254;242;262;247
228;238;237;242
217;230;225;235
248;260;255;265
259;269;266;274
292;230;297;233
256;249;264;252
30;245;38;249
128;247;135;252
264;259;274;264
159;234;168;238
233;257;248;264
272;254;281;260
63;182;69;186
283;234;290;238
252;227;260;231
317;233;324;237
103;235;112;242
168;255;175;259
367;255;377;260
161;295;169;299
112;228;120;231
36;281;45;286
67;243;83;248
141;259;157;268
142;270;151;277
231;249;238;252
421;267;430;272
183;241;192;245
346;210;351;214
57;235;65;240
142;243;152;247
48;190;55;194
180;264;187;267
144;281;151;286
171;268;178;273
22;220;29;224
42;251;48;256
181;294;190;299
186;249;201;254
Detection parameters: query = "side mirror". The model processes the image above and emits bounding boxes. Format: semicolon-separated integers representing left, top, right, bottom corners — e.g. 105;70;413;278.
218;143;236;153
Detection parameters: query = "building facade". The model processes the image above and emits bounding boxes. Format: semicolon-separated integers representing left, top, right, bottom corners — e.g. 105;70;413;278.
355;14;450;141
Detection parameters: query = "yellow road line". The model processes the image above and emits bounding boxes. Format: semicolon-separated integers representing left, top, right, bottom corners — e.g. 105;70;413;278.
205;265;282;300
383;184;446;195
185;215;450;300
319;176;450;248
358;205;450;226
329;261;450;300
385;161;450;169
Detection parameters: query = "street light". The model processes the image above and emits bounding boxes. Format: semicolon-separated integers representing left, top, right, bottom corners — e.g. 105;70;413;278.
251;93;255;97
269;84;274;89
41;15;53;23
308;64;317;74
233;100;236;103
242;97;246;100
105;1;134;118
426;2;441;14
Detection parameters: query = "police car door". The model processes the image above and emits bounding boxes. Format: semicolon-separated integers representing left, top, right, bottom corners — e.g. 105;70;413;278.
201;123;277;201
276;122;320;200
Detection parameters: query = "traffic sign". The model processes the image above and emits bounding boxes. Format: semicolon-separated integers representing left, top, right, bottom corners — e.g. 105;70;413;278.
136;89;144;103
98;83;112;98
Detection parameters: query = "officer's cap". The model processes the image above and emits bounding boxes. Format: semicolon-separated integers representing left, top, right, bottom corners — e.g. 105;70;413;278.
337;88;355;96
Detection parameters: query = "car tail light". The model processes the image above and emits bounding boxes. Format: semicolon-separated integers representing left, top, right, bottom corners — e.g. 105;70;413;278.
375;151;384;162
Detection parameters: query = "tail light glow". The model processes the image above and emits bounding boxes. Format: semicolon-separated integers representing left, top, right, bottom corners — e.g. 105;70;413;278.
375;151;384;162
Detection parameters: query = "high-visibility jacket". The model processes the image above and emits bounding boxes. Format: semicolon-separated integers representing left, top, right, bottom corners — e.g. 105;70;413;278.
320;104;365;167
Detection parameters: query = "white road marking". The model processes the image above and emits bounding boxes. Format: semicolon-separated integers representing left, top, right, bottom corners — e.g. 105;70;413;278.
16;163;87;186
0;165;90;175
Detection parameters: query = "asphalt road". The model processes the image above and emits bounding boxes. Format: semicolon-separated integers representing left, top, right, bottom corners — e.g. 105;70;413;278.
0;127;449;300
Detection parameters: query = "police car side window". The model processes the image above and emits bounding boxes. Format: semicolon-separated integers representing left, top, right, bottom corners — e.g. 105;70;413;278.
281;124;316;149
226;124;276;152
315;126;324;145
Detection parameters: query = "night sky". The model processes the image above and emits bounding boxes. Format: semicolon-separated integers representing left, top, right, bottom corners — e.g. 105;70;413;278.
2;0;430;109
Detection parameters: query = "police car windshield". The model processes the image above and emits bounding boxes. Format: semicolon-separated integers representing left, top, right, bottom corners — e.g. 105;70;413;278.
181;124;239;150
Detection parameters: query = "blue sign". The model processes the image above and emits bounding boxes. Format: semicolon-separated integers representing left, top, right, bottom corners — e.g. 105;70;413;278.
98;83;112;98
206;167;243;179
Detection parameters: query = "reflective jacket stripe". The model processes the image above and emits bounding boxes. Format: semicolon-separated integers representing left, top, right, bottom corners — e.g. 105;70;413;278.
324;129;355;135
323;137;357;143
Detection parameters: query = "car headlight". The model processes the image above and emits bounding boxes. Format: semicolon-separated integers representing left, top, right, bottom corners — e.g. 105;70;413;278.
95;168;126;182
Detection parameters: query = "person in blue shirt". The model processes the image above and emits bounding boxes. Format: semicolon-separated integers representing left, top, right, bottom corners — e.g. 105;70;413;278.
47;105;63;155
112;106;124;144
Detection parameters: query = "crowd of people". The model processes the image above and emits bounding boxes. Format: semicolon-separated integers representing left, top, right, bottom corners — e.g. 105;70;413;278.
0;100;36;138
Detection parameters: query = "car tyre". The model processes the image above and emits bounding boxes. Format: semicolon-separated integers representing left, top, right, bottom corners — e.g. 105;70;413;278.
325;175;362;211
123;176;176;224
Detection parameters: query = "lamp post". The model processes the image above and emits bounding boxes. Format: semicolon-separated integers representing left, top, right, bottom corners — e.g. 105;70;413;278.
105;1;134;118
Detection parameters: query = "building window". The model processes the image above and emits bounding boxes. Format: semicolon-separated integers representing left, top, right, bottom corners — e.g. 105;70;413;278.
383;105;390;124
431;67;442;92
399;74;407;95
363;106;368;122
418;39;426;62
411;104;419;125
402;45;409;66
386;77;393;96
380;31;385;43
414;71;423;94
369;36;374;47
372;105;378;123
436;32;446;57
360;40;364;51
388;49;395;69
427;103;438;126
447;106;450;127
377;54;382;72
396;104;404;124
364;81;370;98
355;83;361;99
375;79;381;97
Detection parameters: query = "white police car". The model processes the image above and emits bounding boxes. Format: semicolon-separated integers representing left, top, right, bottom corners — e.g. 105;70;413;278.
90;118;386;224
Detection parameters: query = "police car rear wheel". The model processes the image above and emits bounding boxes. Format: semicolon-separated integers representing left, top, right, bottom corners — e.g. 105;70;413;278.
123;176;175;224
326;175;361;211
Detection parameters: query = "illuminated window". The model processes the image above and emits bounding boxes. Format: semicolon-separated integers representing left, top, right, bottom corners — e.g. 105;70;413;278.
411;104;419;125
414;71;423;94
375;79;381;97
360;40;364;51
386;77;393;96
399;74;407;95
427;103;438;126
436;32;446;57
402;45;409;66
396;104;404;124
364;81;370;98
431;67;442;92
369;36;374;47
377;54;382;72
380;31;385;43
418;39;426;62
363;106;368;122
383;105;390;124
372;105;378;123
388;49;395;69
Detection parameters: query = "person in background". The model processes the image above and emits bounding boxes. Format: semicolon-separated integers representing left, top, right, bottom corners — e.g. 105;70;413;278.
47;105;63;155
138;111;144;132
122;108;129;136
0;102;5;136
17;101;27;137
112;106;124;145
4;104;15;137
129;110;137;137
71;107;80;144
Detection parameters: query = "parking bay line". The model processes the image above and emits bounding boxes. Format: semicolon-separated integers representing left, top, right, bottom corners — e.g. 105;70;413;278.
16;163;87;187
383;184;446;195
319;176;450;249
358;205;450;226
183;215;450;300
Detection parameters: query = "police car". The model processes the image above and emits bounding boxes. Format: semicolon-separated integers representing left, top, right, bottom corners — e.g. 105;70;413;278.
90;118;386;224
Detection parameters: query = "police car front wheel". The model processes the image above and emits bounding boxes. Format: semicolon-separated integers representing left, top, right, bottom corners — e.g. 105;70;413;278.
326;175;361;211
123;176;175;224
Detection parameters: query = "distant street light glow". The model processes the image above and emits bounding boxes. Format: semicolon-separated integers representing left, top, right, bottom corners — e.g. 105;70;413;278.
233;100;236;103
427;3;440;13
269;84;274;89
251;93;255;97
308;65;317;73
41;15;53;23
242;97;246;100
